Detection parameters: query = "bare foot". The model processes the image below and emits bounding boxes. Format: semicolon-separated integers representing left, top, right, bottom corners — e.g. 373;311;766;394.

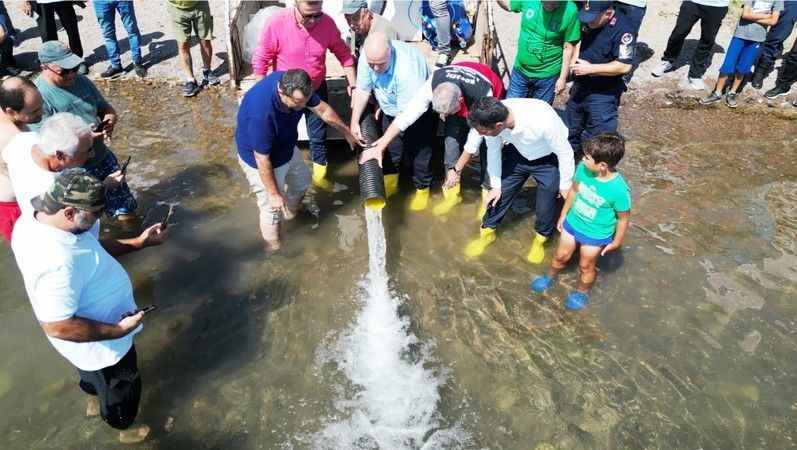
85;397;100;417
118;424;150;444
263;240;281;254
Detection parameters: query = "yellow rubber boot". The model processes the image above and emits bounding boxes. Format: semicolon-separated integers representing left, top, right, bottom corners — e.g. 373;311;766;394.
476;188;489;220
464;227;496;258
525;232;548;264
433;183;462;216
409;187;430;211
384;173;399;198
312;162;334;192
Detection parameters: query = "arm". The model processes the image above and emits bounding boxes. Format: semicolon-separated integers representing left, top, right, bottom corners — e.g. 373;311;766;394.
572;59;632;77
252;20;278;80
601;211;630;255
100;223;168;257
329;24;356;89
547;121;576;196
444;148;475;188
350;88;371;140
756;9;780;26
556;182;579;232
254;151;285;213
741;5;774;21
373;79;434;153
40;312;144;342
482;137;504;207
343;66;357;94
556;42;576;95
96;102;118;139
310;100;363;149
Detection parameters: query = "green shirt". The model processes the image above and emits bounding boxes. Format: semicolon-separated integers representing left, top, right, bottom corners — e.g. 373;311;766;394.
566;163;631;240
33;75;111;167
168;0;199;10
510;0;581;79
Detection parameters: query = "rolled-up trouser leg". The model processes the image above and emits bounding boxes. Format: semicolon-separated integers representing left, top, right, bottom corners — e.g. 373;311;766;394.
282;147;312;208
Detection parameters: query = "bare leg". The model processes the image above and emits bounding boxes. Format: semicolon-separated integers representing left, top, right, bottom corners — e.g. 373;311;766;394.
177;41;194;81
713;74;729;94
729;73;745;93
548;230;577;278
576;245;602;293
199;39;212;70
258;209;281;251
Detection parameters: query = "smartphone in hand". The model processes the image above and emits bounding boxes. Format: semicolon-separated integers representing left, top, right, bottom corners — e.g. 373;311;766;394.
120;305;157;320
160;205;174;230
120;156;132;175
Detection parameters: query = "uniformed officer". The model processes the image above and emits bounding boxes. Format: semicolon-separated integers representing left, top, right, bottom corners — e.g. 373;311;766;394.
565;0;636;158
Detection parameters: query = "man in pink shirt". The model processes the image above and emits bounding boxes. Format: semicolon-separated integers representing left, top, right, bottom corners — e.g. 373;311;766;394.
252;0;356;191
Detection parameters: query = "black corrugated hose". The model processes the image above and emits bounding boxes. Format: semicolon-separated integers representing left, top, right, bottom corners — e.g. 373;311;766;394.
358;113;386;210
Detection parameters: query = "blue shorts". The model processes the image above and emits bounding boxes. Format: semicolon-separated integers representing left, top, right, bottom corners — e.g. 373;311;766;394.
563;219;613;247
719;36;761;76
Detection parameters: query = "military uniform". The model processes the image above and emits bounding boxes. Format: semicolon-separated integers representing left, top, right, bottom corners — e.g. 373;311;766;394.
565;8;636;157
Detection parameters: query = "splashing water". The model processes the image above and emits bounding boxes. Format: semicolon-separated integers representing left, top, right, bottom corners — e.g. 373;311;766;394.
311;208;470;449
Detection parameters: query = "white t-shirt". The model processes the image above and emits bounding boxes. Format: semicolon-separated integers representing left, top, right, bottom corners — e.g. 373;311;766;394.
2;132;99;237
463;98;575;192
11;215;140;371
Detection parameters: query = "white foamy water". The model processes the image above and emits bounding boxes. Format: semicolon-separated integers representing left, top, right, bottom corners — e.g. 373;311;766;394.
311;208;470;449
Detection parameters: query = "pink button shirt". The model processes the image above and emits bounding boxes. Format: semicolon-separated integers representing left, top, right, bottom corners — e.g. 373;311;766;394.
251;8;354;89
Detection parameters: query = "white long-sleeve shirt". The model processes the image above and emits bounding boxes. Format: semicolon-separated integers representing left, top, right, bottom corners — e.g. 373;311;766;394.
463;98;575;192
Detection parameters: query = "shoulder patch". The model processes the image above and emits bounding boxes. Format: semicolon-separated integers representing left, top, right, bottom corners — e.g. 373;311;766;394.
621;33;633;45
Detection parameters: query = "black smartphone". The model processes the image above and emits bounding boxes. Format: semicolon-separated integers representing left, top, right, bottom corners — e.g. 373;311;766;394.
120;305;157;320
119;156;132;175
94;120;106;133
160;205;174;230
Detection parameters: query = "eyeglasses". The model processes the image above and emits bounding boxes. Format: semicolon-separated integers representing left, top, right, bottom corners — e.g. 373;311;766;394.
296;8;323;24
45;65;78;76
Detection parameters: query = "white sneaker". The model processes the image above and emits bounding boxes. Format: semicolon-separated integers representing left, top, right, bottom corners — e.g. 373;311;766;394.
651;60;673;77
687;77;706;90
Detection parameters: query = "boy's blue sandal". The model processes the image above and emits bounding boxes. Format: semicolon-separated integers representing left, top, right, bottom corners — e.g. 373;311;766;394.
530;275;554;293
564;291;589;310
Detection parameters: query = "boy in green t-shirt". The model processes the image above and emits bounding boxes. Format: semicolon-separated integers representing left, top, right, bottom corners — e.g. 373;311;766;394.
499;0;581;104
531;133;631;310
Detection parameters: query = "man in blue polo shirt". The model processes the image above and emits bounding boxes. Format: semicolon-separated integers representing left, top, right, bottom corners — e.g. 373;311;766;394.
565;1;635;158
236;69;361;252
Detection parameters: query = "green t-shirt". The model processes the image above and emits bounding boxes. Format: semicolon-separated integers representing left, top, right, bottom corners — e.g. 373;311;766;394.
33;75;111;168
566;163;631;240
510;0;581;79
168;0;199;10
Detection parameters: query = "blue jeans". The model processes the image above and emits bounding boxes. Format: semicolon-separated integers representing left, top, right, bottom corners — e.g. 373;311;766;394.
93;0;143;68
0;1;14;65
304;82;328;165
507;68;557;105
85;151;138;217
754;1;797;77
481;149;559;237
719;36;760;76
565;85;620;157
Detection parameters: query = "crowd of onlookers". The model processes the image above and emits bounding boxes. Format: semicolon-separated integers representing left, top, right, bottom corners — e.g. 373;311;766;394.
0;0;795;443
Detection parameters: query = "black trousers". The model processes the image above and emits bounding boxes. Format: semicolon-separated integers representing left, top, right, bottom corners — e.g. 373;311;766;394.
379;110;437;189
37;1;84;57
443;115;488;188
662;1;727;79
77;345;141;430
776;39;797;89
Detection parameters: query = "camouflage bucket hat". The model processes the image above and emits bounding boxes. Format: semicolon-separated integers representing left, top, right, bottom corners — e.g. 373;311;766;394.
31;168;106;214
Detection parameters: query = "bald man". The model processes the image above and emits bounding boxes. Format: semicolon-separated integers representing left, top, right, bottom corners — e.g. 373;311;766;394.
352;32;437;211
0;77;43;242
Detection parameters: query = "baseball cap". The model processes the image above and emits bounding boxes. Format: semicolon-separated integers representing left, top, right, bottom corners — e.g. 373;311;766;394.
38;41;84;70
31;168;106;214
342;0;368;15
579;0;614;24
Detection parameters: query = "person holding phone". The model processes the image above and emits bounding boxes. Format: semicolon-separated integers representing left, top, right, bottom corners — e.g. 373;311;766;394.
9;169;167;441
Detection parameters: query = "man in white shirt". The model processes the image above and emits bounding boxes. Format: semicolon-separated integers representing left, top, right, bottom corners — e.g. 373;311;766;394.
11;168;166;437
449;97;575;263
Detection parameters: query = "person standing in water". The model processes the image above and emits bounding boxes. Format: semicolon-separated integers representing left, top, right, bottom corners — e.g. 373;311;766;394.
531;133;631;311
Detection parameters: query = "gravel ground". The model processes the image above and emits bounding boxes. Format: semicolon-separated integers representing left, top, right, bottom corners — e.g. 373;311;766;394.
3;0;796;99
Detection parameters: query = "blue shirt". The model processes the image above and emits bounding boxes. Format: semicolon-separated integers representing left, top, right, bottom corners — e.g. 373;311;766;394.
356;40;430;117
235;72;320;169
574;11;636;96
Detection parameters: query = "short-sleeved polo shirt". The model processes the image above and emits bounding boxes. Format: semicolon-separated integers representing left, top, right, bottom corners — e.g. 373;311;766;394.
356;40;430;117
574;12;636;95
235;71;321;169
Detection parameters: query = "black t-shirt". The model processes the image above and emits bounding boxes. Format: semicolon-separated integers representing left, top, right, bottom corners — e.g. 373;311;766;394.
430;64;495;111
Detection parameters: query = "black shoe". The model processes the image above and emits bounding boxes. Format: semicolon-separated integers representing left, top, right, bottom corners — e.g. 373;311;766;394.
77;63;89;75
182;80;201;97
750;72;765;90
764;84;790;99
133;64;147;78
100;65;124;79
202;69;219;86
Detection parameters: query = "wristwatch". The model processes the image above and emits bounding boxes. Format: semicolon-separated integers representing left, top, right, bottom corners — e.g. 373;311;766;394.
450;166;462;175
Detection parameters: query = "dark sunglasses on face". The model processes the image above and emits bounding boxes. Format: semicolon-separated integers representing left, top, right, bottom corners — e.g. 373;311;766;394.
299;10;323;20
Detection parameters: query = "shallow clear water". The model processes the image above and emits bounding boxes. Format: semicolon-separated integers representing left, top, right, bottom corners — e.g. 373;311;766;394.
0;83;795;449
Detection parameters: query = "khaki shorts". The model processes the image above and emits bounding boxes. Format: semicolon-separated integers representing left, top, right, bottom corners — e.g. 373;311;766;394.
168;1;213;42
238;149;311;220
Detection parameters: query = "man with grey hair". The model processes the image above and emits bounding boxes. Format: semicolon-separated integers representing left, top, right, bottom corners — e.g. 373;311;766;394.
0;77;43;242
367;62;504;215
341;0;398;59
2;112;124;226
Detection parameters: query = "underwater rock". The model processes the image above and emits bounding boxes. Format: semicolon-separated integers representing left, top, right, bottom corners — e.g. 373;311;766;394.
739;330;762;354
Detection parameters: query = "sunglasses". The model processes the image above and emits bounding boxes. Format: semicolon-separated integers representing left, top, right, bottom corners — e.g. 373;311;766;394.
297;9;323;22
46;65;78;76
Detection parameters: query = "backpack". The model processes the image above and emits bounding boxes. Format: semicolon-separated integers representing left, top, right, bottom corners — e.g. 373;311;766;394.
420;0;473;50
